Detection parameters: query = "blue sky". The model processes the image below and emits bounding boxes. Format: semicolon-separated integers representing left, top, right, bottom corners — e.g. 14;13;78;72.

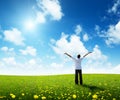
0;0;120;75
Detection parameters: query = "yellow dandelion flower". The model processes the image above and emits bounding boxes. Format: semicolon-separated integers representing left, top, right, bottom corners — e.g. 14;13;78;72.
33;95;39;99
10;93;13;96
88;92;91;96
113;98;116;100
0;96;6;98
41;96;46;100
22;93;25;96
72;94;77;99
0;96;3;99
92;94;98;99
11;95;16;99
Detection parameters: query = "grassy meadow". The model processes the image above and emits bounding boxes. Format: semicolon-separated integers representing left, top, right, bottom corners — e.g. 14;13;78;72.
0;74;120;100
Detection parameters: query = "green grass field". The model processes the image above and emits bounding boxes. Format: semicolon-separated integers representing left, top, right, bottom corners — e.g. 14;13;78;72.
0;74;120;100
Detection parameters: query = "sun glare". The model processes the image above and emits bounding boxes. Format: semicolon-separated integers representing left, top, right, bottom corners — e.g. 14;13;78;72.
24;20;35;30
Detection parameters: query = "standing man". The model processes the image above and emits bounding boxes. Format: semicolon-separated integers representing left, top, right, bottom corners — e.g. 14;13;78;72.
64;52;92;85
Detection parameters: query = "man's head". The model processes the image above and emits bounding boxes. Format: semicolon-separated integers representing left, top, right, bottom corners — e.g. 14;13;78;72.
77;54;81;58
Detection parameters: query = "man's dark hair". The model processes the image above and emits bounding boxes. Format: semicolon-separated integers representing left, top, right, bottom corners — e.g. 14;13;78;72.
77;54;81;58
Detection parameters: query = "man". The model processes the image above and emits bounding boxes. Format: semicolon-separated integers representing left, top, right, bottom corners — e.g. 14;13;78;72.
64;52;92;85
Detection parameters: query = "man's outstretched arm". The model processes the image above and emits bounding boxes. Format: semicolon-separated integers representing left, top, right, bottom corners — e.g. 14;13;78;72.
64;52;72;58
83;52;92;58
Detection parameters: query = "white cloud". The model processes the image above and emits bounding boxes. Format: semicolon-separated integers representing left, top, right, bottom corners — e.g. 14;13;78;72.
28;59;36;65
96;21;120;46
84;62;120;74
0;57;72;75
87;45;107;61
1;46;8;52
0;54;120;75
83;33;89;41
24;59;39;68
50;29;120;74
95;25;106;38
0;57;43;75
9;48;14;52
36;12;46;23
19;46;37;56
95;25;100;34
35;0;63;24
50;62;63;69
105;21;120;45
4;28;25;45
0;46;15;56
83;45;111;73
1;46;14;52
75;25;82;35
46;55;56;59
108;0;120;14
74;25;89;42
112;64;120;74
51;33;88;56
40;0;63;20
2;57;16;65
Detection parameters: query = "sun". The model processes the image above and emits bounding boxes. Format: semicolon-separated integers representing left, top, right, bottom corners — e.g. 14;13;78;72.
24;20;35;30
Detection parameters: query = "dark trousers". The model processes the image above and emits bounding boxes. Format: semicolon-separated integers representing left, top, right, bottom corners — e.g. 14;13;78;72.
75;70;83;85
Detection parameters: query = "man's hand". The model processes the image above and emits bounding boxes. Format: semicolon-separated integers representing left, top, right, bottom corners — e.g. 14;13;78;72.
89;52;92;53
64;52;67;55
64;52;72;58
83;52;92;58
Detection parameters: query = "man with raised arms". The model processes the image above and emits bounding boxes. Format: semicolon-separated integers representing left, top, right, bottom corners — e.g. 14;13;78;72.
64;52;92;85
